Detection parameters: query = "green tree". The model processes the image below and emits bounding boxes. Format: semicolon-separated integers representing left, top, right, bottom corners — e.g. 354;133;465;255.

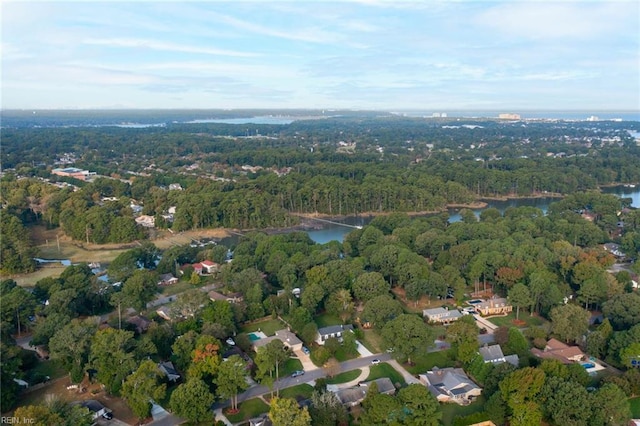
397;383;442;425
255;339;291;397
90;328;137;395
550;303;590;344
602;293;640;330
360;381;402;424
508;283;532;320
309;390;348;426
325;289;354;323
49;317;98;382
446;315;479;364
352;272;390;302
590;383;632;426
121;269;158;311
542;376;592;426
171;329;198;371
187;335;222;381
269;397;312;426
361;295;403;329
382;314;435;364
215;355;249;411
506;327;529;357
121;359;167;420
169;378;215;423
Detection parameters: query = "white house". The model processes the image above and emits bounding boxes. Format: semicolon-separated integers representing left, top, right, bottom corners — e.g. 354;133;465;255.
478;345;519;366
423;307;462;324
316;324;354;345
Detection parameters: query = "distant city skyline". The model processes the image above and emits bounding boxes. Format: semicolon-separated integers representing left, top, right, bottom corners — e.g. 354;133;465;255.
2;1;639;111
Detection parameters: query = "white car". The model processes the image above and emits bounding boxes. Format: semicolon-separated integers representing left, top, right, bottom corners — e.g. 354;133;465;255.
371;359;381;365
225;338;235;346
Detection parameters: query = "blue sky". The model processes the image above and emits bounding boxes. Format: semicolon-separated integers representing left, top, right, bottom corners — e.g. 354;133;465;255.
2;0;639;110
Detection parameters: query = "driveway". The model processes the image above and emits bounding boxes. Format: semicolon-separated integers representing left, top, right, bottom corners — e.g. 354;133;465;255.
292;348;318;372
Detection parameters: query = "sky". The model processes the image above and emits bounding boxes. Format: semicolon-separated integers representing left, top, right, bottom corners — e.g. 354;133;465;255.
2;0;639;111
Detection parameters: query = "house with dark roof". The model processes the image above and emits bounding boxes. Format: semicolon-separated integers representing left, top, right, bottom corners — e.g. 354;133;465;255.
423;307;463;324
77;399;108;420
478;345;519;366
126;315;151;334
335;378;396;407
157;273;178;286
316;324;354;345
158;361;180;382
419;368;482;405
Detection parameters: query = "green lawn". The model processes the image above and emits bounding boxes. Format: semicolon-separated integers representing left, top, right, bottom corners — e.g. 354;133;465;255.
279;358;304;377
224;398;270;424
240;318;286;336
270;384;314;401
366;363;405;386
314;313;344;328
406;350;455;375
487;312;546;328
333;346;359;362
630;397;640;418
326;369;362;385
28;359;66;381
159;280;195;296
361;329;383;353
441;396;486;426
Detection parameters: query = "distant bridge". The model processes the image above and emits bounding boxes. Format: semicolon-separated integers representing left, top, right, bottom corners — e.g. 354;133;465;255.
302;216;362;229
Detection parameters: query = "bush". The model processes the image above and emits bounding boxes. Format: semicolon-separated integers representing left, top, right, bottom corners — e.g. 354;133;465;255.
311;346;330;366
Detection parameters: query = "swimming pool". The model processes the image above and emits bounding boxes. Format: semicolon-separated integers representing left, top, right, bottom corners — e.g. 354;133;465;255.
248;333;261;342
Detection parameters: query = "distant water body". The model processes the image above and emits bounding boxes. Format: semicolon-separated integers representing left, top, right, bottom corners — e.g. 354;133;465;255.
184;117;296;125
401;110;640;121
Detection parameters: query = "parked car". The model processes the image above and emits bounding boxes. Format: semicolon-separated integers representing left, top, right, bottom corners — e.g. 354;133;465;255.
102;412;113;420
371;359;381;365
302;346;310;355
291;370;305;378
226;338;235;346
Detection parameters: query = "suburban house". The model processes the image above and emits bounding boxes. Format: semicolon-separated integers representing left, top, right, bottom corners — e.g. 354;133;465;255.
316;324;354;345
190;263;204;275
77;400;108;420
208;290;244;304
474;298;512;316
126;315;151;334
158;361;180;382
156;306;173;321
336;378;396;407
201;260;219;274
423;307;463;325
253;329;303;352
420;368;482;405
531;338;586;364
248;414;271;426
52;167;95;181
478;345;519;366
135;215;155;228
157;273;178;286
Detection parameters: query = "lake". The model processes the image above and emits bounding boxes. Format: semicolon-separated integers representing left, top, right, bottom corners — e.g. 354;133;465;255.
305;186;640;244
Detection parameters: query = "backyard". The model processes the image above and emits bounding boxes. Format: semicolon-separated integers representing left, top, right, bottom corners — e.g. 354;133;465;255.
240;318;286;337
224;398;269;424
487;312;547;328
441;396;486;426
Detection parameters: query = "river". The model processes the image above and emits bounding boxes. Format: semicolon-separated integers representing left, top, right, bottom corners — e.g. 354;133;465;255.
304;186;640;244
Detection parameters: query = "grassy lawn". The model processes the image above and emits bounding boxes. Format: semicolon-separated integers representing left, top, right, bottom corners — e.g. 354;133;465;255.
279;358;304;377
405;350;455;375
487;312;546;328
314;313;343;328
441;396;486;426
224;398;270;424
159;280;197;296
333;346;359;363
630;397;640;418
268;384;314;402
361;329;383;353
240;318;286;336
326;369;362;385
366;363;405;386
29;359;66;381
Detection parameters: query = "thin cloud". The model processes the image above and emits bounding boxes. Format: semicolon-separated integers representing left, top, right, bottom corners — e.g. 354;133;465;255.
82;37;260;57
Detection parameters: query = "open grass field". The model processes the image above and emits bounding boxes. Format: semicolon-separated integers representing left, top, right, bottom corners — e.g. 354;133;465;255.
630;397;640;418
240;318;286;336
361;329;383;353
325;369;362;385
487;312;547;328
267;384;314;402
224;398;270;424
405;350;455;375
441;395;486;426
366;363;405;386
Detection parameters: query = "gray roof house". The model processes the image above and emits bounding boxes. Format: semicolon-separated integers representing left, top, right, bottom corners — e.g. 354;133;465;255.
478;345;519;366
316;324;354;345
423;307;463;324
77;399;108;420
419;368;482;405
336;378;396;407
158;361;181;382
